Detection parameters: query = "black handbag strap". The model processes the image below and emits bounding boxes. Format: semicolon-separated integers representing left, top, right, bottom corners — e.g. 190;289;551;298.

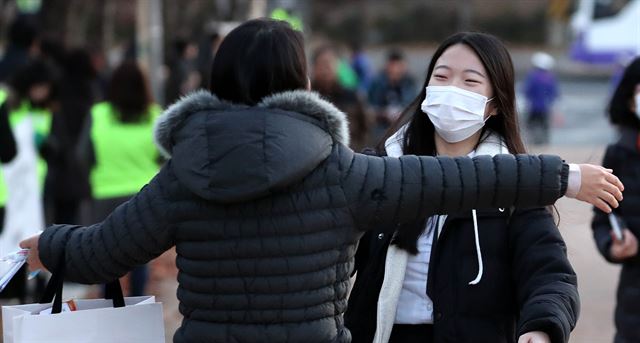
40;254;125;313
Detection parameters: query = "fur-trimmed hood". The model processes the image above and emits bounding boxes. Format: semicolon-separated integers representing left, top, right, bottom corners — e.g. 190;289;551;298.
154;89;349;157
152;89;350;203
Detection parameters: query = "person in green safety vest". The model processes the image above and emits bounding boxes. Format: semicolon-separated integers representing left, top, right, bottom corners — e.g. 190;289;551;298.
2;60;55;302
79;60;161;297
6;60;56;189
270;7;303;31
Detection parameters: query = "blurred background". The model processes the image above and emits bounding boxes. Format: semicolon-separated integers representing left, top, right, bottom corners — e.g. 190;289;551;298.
0;0;638;341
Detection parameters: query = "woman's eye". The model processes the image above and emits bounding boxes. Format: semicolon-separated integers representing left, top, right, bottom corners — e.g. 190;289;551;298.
466;79;480;84
434;75;447;80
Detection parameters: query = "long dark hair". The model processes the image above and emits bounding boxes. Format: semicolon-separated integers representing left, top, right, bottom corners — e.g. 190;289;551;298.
209;18;308;105
382;32;528;254
609;57;640;129
106;60;153;123
379;32;526;157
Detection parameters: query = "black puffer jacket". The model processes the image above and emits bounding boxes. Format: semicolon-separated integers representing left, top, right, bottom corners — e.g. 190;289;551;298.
39;90;570;343
346;207;579;343
592;131;640;342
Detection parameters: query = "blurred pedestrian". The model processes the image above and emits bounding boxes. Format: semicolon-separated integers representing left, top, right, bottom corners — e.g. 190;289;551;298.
312;45;372;151
1;60;56;302
523;52;559;145
0;17;39;84
7;60;56;187
79;60;161;296
346;32;578;343
45;48;96;225
350;42;373;95
368;50;417;141
591;56;640;343
21;19;623;343
165;39;201;105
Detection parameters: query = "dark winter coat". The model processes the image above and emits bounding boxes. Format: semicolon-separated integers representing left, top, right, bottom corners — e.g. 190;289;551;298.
592;129;640;342
44;74;94;203
38;89;571;343
346;207;579;343
345;136;578;343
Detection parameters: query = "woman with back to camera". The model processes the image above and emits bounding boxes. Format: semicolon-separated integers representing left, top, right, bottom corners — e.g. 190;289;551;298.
77;60;162;296
21;19;622;343
591;57;640;343
345;32;579;343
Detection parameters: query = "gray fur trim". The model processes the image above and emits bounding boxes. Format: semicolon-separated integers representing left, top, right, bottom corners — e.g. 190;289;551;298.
153;89;350;157
153;89;240;158
258;90;350;147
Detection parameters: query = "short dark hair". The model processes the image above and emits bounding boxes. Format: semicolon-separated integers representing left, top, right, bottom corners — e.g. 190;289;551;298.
387;49;405;63
106;60;153;123
609;57;640;129
209;18;308;105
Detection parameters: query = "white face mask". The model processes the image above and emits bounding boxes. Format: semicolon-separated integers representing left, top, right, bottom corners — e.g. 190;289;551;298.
421;85;493;143
635;93;640;119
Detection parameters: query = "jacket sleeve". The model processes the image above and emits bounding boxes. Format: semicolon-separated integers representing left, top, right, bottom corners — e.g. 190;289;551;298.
38;166;175;284
338;145;570;231
511;208;579;343
591;146;619;263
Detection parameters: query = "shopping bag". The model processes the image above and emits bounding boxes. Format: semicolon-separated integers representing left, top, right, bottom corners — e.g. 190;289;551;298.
2;267;165;342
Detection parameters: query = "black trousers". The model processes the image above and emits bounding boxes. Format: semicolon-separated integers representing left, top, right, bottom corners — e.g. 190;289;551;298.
389;324;434;343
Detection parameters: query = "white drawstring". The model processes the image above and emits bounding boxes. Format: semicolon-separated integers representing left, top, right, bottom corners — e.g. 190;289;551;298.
468;209;484;285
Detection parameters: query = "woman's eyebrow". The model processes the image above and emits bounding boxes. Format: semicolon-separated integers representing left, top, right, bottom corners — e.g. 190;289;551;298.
464;69;486;78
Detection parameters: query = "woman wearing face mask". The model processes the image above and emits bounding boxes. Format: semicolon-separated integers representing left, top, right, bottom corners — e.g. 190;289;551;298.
345;32;579;343
591;57;640;343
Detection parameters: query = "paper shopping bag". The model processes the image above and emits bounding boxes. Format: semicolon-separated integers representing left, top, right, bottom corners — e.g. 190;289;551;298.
3;295;165;342
2;271;165;342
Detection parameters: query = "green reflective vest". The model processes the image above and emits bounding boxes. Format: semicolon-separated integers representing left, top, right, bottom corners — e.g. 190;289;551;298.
90;102;161;199
8;101;53;191
0;89;7;207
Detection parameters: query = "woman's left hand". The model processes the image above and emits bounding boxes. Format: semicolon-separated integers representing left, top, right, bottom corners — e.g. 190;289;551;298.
19;234;45;272
518;331;550;343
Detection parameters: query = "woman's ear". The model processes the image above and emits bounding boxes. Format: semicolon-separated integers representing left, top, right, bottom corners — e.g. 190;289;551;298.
485;100;498;118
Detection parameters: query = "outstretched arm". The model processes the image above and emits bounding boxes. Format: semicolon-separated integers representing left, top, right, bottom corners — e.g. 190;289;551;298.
22;166;176;284
338;146;622;231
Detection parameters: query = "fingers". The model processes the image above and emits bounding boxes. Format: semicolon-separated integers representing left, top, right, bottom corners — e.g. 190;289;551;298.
621;230;636;249
19;240;28;249
593;198;612;214
611;230;622;243
604;172;625;194
599;190;619;209
603;180;623;202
